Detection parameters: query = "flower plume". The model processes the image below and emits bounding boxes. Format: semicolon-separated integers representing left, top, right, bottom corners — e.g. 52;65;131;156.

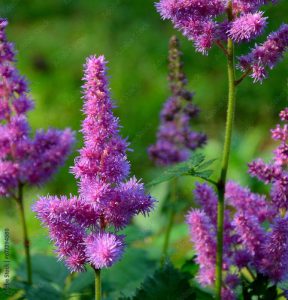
34;55;155;272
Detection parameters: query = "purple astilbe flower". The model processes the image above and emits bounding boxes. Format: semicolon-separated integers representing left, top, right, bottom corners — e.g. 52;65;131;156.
248;108;288;210
261;217;288;282
238;24;288;82
234;250;252;269
233;213;267;266
187;108;288;295
155;0;286;82
85;233;125;269
221;287;236;300
0;161;19;196
0;19;74;197
194;182;218;223
248;159;282;183
271;124;288;142
270;175;288;211
34;55;155;272
148;36;206;165
233;0;276;14
156;0;225;54
280;108;288;121
225;181;276;222
23;129;75;185
186;209;217;286
228;12;267;42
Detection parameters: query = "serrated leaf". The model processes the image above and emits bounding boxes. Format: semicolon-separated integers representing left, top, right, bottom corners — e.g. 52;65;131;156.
17;255;69;287
121;262;213;300
191;170;214;180
195;159;217;171
147;154;215;187
25;282;62;300
0;287;20;299
181;257;199;277
102;248;155;299
68;269;94;294
241;273;278;300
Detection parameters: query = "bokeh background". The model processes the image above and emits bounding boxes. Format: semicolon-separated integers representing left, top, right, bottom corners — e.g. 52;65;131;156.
0;0;287;298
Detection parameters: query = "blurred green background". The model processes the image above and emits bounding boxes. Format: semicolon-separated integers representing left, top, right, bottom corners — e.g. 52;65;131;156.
0;0;287;298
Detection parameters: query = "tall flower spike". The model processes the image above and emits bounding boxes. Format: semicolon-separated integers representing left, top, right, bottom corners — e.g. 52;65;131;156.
186;209;217;286
187;108;288;295
225;181;276;222
248;108;288;210
34;55;155;273
233;213;267;266
148;36;206;165
261;217;288;282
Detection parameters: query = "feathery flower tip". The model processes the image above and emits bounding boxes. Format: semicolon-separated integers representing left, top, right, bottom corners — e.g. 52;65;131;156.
228;12;267;42
148;36;206;165
233;213;266;262
186;209;216;285
239;23;288;82
85;233;125;269
262;218;288;281
280;108;288;121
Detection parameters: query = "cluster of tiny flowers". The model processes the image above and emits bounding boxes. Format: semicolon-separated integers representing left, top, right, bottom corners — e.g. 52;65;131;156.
156;0;287;82
248;108;288;210
0;19;74;196
239;24;288;82
33;56;155;272
148;36;206;166
187;108;288;299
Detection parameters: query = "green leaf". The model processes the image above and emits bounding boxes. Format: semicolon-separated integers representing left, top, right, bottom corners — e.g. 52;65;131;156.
0;287;20;299
194;159;217;171
181;257;199;277
147;154;216;187
67;269;94;295
25;282;62;300
242;273;278;300
17;255;69;287
102;248;156;299
191;170;214;181
121;262;213;300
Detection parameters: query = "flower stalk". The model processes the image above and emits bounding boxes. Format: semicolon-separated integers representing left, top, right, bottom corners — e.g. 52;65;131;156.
215;2;236;299
16;183;32;285
161;178;177;266
95;268;101;300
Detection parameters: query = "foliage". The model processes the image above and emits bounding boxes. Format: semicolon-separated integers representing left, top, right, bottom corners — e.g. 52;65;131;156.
242;274;278;300
147;154;216;187
121;261;213;300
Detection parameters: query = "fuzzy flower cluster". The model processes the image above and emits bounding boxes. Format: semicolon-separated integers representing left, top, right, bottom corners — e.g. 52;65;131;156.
148;36;206;166
0;19;74;196
187;108;288;299
239;24;288;82
156;0;288;82
33;56;155;272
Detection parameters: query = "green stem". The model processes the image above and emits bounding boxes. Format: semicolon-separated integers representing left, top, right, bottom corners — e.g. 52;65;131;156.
215;3;236;299
95;268;101;300
160;179;177;266
17;183;32;285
